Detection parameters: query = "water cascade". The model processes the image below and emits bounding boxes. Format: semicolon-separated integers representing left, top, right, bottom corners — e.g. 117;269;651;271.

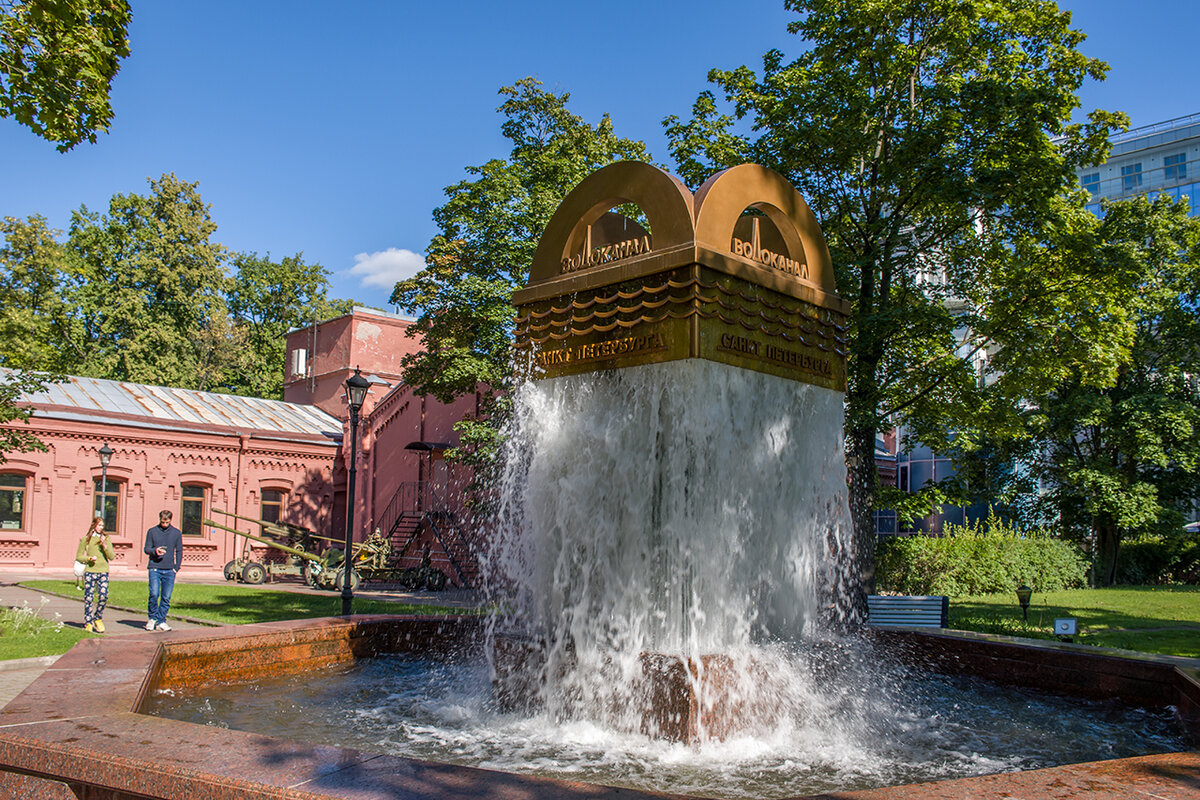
492;161;859;742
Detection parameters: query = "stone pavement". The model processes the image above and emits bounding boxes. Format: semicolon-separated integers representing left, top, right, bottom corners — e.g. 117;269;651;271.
0;569;485;708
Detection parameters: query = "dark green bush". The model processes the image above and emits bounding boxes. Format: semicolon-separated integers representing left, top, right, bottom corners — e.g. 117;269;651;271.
876;513;1088;597
1117;534;1200;584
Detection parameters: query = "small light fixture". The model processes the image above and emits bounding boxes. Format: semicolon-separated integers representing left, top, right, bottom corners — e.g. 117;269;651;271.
1015;585;1033;621
98;443;113;468
344;367;370;413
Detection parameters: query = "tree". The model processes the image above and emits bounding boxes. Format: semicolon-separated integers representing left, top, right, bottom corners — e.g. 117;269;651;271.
0;214;75;371
59;173;234;390
664;0;1122;596
390;78;650;472
964;195;1200;585
228;251;352;398
0;0;131;150
0;369;54;460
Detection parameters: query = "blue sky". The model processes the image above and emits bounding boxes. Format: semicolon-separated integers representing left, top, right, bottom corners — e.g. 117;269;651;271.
2;1;1195;311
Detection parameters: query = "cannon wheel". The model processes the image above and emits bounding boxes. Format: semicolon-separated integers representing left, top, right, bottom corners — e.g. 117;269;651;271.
334;567;360;592
241;562;267;585
303;562;324;589
223;559;241;582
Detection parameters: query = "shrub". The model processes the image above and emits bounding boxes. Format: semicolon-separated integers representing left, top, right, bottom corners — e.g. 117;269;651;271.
876;512;1088;597
1117;533;1200;584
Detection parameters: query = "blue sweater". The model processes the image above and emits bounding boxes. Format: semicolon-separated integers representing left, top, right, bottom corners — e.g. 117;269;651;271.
144;524;183;570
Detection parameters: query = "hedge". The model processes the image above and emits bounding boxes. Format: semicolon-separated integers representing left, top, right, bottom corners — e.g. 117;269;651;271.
876;515;1088;597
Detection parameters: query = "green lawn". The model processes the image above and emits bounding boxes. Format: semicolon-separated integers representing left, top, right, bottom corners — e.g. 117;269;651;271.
0;599;93;659
1;580;477;661
950;586;1200;657
21;580;476;626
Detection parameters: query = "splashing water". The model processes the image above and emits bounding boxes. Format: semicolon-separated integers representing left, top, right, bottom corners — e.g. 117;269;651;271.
484;358;860;737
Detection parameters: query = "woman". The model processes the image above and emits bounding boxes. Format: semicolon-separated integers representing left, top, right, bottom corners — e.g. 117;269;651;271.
75;517;115;633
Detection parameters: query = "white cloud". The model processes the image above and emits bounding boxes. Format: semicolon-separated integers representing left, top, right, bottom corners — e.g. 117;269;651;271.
349;247;426;289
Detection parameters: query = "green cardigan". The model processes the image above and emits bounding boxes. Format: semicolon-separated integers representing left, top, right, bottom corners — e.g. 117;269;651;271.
75;533;116;574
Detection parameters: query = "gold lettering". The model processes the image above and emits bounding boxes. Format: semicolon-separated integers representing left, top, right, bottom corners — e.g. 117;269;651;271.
731;236;809;281
561;233;653;274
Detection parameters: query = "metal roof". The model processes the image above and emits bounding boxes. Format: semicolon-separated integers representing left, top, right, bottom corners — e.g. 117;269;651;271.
20;374;342;440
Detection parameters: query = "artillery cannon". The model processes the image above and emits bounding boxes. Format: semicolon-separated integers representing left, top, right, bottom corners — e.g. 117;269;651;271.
208;509;447;591
206;510;358;591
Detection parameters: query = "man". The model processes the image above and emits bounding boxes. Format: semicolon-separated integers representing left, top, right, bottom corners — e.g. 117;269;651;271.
143;509;183;631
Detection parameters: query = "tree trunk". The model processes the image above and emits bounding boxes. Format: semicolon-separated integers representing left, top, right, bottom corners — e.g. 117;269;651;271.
1095;517;1120;587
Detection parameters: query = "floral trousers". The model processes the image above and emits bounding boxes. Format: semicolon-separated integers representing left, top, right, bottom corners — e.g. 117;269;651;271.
83;572;109;624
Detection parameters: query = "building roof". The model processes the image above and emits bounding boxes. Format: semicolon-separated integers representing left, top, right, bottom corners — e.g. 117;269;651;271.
20;374;342;441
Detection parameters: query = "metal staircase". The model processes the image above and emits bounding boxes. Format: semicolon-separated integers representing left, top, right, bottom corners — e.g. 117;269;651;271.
376;480;479;587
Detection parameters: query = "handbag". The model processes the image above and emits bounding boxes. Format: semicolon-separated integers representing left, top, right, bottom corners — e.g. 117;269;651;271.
74;559;86;578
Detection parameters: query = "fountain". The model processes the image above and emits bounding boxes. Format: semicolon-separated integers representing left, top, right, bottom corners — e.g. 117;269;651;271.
491;160;858;743
1;163;1197;800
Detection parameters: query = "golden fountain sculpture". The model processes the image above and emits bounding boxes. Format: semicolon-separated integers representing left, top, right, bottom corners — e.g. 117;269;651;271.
513;161;849;391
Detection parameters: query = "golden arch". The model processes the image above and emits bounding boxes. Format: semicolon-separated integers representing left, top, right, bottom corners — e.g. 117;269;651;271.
528;161;695;284
693;164;835;295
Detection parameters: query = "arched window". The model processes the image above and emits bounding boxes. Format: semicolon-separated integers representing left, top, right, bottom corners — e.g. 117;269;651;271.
0;474;28;531
94;478;122;533
261;489;286;524
181;484;208;537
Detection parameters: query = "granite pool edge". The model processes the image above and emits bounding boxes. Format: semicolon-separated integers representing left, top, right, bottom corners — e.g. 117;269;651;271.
0;618;1194;800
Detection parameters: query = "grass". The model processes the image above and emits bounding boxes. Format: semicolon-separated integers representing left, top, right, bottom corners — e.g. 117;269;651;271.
0;580;479;662
950;586;1200;658
0;597;93;659
21;580;477;626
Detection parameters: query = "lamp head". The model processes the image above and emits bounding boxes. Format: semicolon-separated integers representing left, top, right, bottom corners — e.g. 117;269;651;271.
345;367;370;413
1015;584;1033;610
98;443;113;468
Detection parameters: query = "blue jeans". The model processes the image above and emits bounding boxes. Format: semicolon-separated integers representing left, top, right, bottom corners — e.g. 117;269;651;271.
147;568;177;624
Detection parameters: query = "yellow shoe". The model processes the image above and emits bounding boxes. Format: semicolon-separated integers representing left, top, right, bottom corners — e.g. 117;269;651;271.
93;620;105;633
83;622;94;633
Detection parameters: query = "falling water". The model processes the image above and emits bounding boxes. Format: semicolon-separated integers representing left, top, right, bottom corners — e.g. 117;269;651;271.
484;358;860;736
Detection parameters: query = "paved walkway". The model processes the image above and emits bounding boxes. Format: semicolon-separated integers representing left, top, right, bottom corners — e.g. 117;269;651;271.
0;570;485;708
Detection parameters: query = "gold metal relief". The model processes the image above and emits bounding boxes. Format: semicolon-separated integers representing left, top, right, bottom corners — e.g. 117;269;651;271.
515;163;848;391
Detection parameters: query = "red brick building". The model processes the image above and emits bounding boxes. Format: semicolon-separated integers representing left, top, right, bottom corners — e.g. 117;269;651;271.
1;375;341;575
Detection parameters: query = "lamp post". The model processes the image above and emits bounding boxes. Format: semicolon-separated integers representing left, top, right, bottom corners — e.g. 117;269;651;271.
98;443;113;524
1015;585;1033;621
341;368;370;616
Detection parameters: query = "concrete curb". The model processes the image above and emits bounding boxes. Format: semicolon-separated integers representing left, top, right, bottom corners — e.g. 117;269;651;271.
0;656;58;672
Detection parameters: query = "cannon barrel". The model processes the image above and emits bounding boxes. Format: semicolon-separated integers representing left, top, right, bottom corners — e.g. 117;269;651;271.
209;508;343;544
204;519;323;563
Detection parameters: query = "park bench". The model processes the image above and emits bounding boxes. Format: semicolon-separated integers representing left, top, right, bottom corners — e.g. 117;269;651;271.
867;594;948;628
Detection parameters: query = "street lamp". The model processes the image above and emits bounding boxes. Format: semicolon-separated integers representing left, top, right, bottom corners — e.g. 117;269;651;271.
1015;585;1033;621
341;368;370;616
98;443;113;525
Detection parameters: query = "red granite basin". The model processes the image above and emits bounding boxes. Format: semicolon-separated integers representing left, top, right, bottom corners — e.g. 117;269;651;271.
0;616;1196;800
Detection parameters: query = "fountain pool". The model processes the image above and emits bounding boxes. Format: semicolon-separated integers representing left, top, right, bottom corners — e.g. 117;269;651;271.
146;646;1185;799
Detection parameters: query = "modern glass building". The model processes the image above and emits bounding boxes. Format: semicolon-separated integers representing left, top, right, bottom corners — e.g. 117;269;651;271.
1079;113;1200;216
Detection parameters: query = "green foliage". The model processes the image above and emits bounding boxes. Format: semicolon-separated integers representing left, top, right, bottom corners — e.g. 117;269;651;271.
391;78;651;494
0;369;57;460
0;177;352;399
1116;533;1200;586
228;251;352;398
0;595;92;660
876;513;1087;596
664;0;1123;589
955;195;1200;585
58;173;233;389
0;0;131;150
392;77;651;404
